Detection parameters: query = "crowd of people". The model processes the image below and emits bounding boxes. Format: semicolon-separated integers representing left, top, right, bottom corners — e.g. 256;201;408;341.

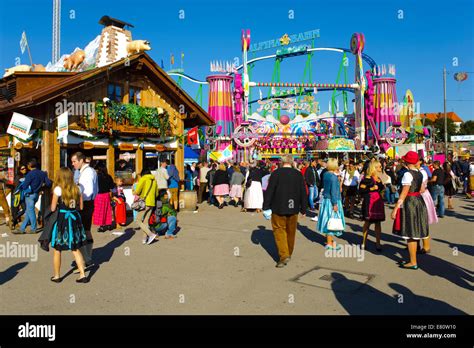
0;152;182;283
183;152;473;268
2;149;472;280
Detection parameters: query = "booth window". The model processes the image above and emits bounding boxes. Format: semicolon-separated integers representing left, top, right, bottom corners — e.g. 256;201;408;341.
129;87;141;105
115;150;135;186
108;83;122;102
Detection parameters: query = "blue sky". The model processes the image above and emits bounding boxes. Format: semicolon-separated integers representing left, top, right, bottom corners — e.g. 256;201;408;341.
1;0;473;120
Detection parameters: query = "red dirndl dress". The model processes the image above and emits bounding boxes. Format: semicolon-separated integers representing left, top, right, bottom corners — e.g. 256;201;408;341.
114;197;127;225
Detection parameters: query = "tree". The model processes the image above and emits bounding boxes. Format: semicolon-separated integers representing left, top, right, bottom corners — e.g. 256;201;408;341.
458;120;474;135
428;117;457;143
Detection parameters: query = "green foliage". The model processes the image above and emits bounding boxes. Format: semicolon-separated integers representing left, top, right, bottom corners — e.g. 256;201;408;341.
423;117;457;142
90;101;170;135
458;120;474;135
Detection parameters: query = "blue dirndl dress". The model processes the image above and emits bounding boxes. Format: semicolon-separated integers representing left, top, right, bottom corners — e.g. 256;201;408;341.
317;198;345;236
50;200;87;251
316;172;346;236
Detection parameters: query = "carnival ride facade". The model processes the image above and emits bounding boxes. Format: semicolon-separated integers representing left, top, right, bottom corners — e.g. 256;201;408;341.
169;30;429;162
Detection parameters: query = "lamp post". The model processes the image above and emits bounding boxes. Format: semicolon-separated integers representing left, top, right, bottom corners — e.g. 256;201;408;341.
443;67;447;158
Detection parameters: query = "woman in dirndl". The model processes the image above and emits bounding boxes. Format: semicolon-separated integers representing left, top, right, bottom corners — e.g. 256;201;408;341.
93;164;115;232
49;167;88;283
443;162;456;210
243;162;264;213
392;151;429;270
317;158;345;250
212;163;230;209
417;160;438;254
229;165;245;207
359;160;385;251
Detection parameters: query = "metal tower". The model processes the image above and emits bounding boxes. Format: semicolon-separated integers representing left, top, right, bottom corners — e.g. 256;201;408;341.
52;0;61;63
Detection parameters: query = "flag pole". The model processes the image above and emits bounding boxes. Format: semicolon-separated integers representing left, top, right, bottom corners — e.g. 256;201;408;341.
21;31;33;66
26;41;33;66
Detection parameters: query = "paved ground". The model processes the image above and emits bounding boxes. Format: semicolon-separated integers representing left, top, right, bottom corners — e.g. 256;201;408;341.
0;196;472;315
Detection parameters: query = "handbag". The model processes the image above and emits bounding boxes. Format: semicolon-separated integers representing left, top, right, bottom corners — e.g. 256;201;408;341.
327;211;344;231
131;179;154;211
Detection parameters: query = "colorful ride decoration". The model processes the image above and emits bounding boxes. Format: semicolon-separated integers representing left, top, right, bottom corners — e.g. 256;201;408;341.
364;63;401;151
384;125;407;147
350;33;365;54
175;30;419;159
351;33;367;146
399;89;415;131
233;123;257;148
328;138;355;151
209;143;233;162
206;75;234;150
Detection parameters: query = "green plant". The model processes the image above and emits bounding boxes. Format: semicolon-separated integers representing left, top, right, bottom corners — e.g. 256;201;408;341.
91;101;171;135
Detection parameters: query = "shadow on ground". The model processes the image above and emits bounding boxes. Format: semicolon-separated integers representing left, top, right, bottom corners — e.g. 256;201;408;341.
0;262;28;285
87;228;136;280
331;272;467;315
251;225;279;262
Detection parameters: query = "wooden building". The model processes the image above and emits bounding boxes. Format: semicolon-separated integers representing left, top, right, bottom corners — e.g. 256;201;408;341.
0;53;212;184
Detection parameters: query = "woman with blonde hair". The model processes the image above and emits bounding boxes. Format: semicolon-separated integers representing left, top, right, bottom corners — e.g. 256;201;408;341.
317;158;345;250
359;160;385;251
212;163;230;209
47;167;88;283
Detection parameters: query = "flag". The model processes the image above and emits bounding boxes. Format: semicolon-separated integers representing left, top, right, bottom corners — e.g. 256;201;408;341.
187;127;199;147
221;144;233;161
20;31;27;54
161;59;164;69
57;111;69;140
171;54;174;65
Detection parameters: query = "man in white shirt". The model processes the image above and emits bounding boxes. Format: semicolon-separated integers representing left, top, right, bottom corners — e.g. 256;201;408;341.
198;162;211;203
155;160;169;190
71;152;98;269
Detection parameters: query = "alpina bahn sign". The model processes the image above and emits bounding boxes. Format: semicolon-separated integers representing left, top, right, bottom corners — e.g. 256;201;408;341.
249;29;320;52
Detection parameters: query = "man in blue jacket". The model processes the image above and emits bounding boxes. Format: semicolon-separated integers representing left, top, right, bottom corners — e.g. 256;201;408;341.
15;159;51;234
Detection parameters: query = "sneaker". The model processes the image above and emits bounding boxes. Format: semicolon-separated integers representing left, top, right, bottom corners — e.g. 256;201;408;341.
275;261;286;268
164;235;175;240
142;238;147;244
146;234;157;245
282;257;290;265
311;216;318;222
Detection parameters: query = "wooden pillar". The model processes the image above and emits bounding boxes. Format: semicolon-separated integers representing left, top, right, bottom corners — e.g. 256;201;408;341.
175;113;184;181
136;146;143;175
41;128;55;178
123;80;130;104
107;141;115;179
54;130;60;173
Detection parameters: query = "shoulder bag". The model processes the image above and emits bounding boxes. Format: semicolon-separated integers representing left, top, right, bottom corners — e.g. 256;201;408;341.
131;179;154;211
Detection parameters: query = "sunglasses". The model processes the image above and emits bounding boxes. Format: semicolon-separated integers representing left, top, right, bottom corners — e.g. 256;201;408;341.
20;168;26;170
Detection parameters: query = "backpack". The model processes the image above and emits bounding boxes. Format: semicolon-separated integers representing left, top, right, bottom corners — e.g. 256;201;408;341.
13;182;27;208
